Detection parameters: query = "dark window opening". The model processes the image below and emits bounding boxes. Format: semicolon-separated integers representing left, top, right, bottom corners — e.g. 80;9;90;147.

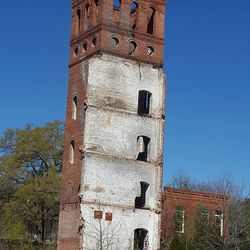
134;228;149;250
135;182;149;209
138;90;152;115
92;36;97;47
82;41;88;52
137;136;150;162
76;9;81;33
147;7;155;34
129;41;137;55
132;23;137;30
94;0;99;6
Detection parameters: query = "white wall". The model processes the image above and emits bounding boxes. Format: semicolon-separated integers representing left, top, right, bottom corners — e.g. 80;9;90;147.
84;107;164;163
86;54;165;118
80;204;160;250
79;54;165;250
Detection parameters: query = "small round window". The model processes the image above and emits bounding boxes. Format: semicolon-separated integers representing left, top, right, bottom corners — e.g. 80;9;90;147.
110;37;120;48
128;41;137;55
147;46;155;56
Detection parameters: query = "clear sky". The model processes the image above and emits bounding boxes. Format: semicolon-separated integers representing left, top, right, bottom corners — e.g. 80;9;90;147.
0;0;249;186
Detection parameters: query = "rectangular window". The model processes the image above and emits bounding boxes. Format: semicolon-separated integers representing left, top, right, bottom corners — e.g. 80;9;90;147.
138;90;152;115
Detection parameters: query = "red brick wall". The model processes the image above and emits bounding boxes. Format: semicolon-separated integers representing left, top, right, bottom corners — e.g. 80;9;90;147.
161;187;229;240
70;0;166;67
57;61;87;249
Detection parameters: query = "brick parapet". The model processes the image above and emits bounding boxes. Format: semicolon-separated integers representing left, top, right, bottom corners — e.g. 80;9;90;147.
70;0;166;67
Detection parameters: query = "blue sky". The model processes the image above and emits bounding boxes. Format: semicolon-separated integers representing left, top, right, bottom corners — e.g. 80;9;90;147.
0;0;249;186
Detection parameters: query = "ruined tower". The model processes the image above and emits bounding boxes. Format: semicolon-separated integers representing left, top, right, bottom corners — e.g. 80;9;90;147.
58;0;166;249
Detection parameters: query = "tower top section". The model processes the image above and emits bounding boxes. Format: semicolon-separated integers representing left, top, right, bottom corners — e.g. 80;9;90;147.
70;0;166;67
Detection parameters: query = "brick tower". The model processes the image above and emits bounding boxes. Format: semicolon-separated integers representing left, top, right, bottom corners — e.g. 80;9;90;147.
57;0;166;249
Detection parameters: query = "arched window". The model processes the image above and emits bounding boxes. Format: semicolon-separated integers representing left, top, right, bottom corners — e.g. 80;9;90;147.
147;7;155;34
137;136;150;161
135;182;149;209
94;0;99;8
175;206;185;233
215;210;224;237
85;4;90;29
113;0;121;9
94;0;99;24
134;228;149;250
130;2;139;30
130;2;138;13
72;96;77;120
69;140;75;164
138;90;152;115
76;9;81;34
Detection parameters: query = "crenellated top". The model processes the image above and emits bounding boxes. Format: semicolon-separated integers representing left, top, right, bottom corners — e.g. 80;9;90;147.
70;0;166;67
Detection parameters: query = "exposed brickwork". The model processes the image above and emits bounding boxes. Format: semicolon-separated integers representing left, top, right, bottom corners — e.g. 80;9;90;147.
161;187;229;240
57;60;87;249
70;0;166;67
58;0;167;249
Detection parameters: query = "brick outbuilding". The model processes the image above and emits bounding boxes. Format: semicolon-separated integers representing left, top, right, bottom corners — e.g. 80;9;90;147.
161;187;229;241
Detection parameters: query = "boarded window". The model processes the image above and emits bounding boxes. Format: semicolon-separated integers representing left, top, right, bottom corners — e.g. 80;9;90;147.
105;213;113;221
138;90;152;115
94;211;103;219
135;182;149;209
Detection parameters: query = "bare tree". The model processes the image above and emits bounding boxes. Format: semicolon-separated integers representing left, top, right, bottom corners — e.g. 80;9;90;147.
166;172;250;250
81;218;133;250
169;170;193;190
78;196;134;250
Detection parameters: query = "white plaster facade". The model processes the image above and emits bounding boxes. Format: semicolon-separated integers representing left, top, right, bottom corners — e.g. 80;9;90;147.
80;54;165;249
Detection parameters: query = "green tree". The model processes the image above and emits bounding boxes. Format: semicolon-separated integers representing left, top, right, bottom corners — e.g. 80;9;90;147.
4;167;60;241
0;121;64;242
